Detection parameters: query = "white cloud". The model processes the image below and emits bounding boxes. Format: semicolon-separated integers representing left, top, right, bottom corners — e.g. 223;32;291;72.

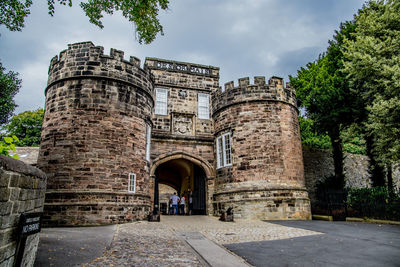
0;0;365;113
20;61;48;83
177;52;214;66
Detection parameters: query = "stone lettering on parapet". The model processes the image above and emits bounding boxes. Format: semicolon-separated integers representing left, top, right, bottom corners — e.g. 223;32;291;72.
156;61;211;75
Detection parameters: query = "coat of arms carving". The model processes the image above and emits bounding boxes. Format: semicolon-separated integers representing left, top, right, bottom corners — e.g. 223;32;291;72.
172;114;193;135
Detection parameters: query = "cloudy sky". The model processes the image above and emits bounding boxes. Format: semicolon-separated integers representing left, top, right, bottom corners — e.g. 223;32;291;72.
1;0;365;114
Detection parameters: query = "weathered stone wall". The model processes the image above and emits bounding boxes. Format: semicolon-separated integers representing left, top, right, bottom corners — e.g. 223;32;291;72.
303;147;400;203
150;138;214;165
0;155;47;267
144;57;218;166
213;189;310;220
39;42;314;223
38;42;153;225
144;58;219;90
144;58;219;138
212;77;311;220
145;58;219;215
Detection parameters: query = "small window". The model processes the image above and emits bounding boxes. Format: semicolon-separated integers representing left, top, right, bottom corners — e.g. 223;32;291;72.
224;133;232;166
128;173;136;193
155;88;168;115
198;93;210;119
216;136;224;168
216;132;232;169
145;124;151;161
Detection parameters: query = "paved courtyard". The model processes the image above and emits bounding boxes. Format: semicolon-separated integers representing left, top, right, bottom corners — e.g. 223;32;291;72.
227;220;400;267
35;216;400;267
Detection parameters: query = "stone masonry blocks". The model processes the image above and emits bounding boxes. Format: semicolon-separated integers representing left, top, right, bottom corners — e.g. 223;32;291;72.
39;41;311;224
38;42;154;226
212;79;311;220
0;155;47;267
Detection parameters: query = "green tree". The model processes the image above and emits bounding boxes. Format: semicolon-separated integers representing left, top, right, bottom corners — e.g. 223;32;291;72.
1;108;44;146
290;21;357;189
0;60;21;125
0;0;32;31
0;0;169;44
298;116;331;149
299;116;367;155
344;0;400;186
341;124;366;155
366;96;399;165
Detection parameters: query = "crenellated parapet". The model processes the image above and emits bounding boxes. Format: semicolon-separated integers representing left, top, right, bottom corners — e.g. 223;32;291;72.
212;76;297;116
47;41;153;97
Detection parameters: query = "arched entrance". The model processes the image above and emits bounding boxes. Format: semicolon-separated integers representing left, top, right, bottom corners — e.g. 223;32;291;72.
151;152;213;216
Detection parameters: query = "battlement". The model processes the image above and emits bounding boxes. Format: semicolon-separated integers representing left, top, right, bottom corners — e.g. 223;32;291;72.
222;76;288;91
47;42;153;96
212;76;297;115
49;41;142;69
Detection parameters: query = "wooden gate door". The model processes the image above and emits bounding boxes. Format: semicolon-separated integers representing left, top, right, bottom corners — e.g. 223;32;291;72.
192;165;206;214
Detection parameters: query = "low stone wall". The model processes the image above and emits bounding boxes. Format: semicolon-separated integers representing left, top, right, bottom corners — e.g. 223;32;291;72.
303;147;400;203
43;191;151;226
0;155;47;267
213;186;311;220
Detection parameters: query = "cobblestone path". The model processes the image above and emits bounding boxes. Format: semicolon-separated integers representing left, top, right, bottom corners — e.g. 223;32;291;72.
85;221;203;267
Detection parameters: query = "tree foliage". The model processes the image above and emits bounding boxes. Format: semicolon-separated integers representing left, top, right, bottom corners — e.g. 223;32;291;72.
344;0;400;167
0;0;32;31
1;108;44;147
0;60;21;126
341;124;366;155
0;0;169;44
365;95;400;164
299;116;367;155
290;21;357;189
0;135;19;159
298;116;331;149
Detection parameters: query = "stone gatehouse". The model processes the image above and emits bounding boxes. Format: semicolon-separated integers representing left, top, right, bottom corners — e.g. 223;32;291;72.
38;42;311;225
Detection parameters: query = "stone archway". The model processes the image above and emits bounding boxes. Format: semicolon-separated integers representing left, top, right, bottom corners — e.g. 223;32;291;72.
150;152;214;215
150;151;214;178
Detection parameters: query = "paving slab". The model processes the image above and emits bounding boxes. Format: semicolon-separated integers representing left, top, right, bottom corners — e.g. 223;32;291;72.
177;232;250;267
34;225;116;267
225;220;400;267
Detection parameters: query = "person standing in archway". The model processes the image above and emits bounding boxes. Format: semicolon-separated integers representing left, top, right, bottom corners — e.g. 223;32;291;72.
179;194;186;215
170;193;179;215
188;194;193;215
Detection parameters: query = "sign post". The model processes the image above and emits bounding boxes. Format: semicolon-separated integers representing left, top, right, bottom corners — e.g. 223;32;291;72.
14;212;42;267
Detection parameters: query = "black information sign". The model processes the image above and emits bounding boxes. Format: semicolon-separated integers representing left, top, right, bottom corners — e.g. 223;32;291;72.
14;212;43;267
19;212;42;237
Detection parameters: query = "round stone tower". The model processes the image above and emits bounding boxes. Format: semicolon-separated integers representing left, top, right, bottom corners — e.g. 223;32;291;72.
38;42;154;225
212;76;311;220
